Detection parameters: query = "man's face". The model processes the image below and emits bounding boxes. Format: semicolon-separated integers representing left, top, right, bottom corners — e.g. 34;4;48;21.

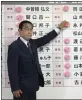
19;23;33;40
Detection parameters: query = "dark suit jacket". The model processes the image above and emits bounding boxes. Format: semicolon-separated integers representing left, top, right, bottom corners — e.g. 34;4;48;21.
7;30;58;93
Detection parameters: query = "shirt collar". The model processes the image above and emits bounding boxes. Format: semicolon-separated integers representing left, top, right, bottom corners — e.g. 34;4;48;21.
20;37;29;45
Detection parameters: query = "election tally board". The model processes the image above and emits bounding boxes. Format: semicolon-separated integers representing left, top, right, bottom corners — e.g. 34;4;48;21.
1;1;82;99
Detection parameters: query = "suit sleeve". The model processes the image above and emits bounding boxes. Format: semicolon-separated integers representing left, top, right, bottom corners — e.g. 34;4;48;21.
33;30;58;48
7;44;20;93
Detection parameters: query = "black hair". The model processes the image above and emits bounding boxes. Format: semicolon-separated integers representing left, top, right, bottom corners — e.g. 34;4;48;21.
19;20;33;30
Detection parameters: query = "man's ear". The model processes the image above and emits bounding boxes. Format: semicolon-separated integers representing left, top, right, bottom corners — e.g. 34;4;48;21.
18;29;20;32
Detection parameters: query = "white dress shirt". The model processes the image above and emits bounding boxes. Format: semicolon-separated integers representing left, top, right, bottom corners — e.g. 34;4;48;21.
20;37;29;47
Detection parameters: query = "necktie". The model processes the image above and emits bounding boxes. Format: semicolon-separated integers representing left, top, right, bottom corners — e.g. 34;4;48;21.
27;42;32;54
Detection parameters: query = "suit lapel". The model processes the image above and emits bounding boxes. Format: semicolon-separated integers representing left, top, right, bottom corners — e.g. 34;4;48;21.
17;37;32;55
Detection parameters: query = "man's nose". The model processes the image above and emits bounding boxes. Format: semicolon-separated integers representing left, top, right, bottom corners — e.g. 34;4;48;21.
28;31;32;35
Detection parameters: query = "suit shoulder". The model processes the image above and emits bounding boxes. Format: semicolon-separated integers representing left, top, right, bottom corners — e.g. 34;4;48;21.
9;40;18;48
30;38;36;43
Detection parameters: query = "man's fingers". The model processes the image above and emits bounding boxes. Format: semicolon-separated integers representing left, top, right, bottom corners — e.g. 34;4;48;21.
65;22;70;27
59;20;70;29
14;92;18;98
62;20;69;27
13;91;21;98
19;90;23;94
17;91;21;97
14;92;17;98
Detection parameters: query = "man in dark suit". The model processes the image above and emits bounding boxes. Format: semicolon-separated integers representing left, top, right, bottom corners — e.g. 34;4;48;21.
7;20;69;100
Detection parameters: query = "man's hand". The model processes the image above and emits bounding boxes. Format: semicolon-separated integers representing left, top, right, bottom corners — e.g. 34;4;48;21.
58;20;70;30
13;89;23;98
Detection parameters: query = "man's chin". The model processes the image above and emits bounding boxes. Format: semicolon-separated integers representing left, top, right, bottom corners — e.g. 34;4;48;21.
26;37;31;40
28;36;31;39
